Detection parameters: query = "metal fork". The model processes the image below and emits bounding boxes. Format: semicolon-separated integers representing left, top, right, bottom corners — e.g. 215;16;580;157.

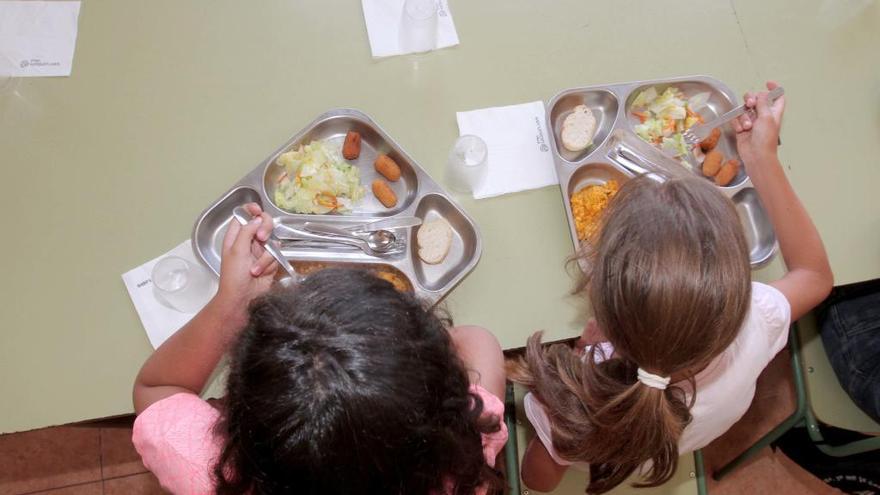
682;86;785;147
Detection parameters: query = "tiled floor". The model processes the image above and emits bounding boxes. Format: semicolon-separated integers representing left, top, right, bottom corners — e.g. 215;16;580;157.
0;417;166;495
0;351;840;495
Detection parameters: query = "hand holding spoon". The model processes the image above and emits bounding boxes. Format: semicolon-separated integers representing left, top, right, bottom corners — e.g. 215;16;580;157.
232;206;300;287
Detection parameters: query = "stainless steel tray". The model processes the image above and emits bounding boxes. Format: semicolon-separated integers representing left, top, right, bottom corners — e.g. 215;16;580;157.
547;75;777;268
192;108;482;305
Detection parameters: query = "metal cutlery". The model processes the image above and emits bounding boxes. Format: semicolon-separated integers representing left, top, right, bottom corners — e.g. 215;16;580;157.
344;216;423;233
273;222;402;258
303;222;400;253
682;86;785;147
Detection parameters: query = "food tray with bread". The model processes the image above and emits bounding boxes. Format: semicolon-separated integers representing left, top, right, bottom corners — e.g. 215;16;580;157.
192;108;481;305
546;75;777;268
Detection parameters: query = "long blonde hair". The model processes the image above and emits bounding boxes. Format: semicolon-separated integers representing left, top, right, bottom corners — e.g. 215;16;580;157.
509;174;751;493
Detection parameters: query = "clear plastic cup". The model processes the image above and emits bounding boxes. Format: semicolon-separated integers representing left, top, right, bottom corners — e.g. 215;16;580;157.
151;256;215;313
399;0;438;54
445;135;488;194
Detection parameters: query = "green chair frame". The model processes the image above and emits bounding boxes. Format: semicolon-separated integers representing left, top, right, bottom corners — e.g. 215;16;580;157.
504;384;522;494
712;322;880;480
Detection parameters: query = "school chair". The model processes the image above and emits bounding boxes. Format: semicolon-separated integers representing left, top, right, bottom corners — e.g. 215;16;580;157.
503;383;706;495
712;312;880;480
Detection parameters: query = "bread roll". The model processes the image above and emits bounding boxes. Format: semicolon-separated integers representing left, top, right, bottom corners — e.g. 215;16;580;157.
417;218;453;265
561;105;597;152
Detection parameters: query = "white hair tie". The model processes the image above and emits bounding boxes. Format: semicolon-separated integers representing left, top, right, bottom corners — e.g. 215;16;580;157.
637;368;671;390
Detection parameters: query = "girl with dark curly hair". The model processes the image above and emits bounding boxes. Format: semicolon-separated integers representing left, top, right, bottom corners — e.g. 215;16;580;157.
131;203;507;495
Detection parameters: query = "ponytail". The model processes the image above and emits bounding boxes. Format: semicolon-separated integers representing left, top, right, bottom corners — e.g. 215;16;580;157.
507;332;693;494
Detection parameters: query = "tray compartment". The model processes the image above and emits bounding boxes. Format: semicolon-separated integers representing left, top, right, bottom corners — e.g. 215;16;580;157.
192;186;263;275
548;89;620;164
732;187;777;268
623;79;746;187
410;194;480;292
291;261;414;293
563;162;633;247
263;113;419;217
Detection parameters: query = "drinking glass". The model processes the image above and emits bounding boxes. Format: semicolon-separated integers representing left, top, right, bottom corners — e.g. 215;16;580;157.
399;0;438;54
151;256;215;313
445;135;488;194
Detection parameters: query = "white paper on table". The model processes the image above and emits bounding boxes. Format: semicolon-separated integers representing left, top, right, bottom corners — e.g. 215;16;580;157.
0;1;81;77
361;0;459;57
121;240;218;349
456;101;558;199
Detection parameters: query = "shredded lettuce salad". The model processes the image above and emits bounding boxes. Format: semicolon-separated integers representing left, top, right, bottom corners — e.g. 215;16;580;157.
273;140;364;214
631;87;710;158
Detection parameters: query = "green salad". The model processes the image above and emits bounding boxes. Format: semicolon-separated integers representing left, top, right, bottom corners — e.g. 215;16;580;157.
631;86;710;159
273;140;364;214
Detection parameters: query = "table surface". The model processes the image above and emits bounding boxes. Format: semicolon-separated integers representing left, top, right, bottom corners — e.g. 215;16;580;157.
1;0;878;435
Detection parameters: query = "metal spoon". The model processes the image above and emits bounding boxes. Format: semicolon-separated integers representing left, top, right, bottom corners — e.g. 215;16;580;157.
231;207;300;287
303;222;398;252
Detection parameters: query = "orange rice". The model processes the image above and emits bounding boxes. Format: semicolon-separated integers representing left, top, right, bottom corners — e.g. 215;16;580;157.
570;180;620;241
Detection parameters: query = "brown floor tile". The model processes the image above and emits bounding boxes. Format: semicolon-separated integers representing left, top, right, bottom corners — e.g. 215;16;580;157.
0;425;101;495
99;416;147;479
103;472;168;495
30;481;103;495
707;448;841;495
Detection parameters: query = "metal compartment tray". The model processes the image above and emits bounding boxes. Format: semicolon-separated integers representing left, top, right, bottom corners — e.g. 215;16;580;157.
192;109;482;305
547;75;777;268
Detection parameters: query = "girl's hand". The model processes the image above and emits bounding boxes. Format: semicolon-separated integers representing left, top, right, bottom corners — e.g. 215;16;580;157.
132;202;278;413
215;203;278;317
732;81;786;169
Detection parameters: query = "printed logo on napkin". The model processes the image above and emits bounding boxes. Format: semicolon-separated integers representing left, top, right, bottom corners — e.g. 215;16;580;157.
0;1;82;78
534;117;550;153
19;58;61;69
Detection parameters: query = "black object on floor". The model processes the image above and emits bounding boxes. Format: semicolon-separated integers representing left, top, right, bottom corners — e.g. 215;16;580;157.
774;425;880;494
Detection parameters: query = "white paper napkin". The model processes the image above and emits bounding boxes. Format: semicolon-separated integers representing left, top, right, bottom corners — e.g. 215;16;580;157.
361;0;459;57
122;240;218;349
0;1;81;77
456;101;558;199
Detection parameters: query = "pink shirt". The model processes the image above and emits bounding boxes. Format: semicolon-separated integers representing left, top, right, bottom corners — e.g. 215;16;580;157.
133;385;508;495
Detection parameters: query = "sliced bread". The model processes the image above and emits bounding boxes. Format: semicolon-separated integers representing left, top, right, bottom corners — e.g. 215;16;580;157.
561;104;597;152
417;218;453;265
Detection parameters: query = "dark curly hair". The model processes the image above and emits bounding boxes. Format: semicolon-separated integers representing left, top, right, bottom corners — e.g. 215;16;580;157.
213;268;503;495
